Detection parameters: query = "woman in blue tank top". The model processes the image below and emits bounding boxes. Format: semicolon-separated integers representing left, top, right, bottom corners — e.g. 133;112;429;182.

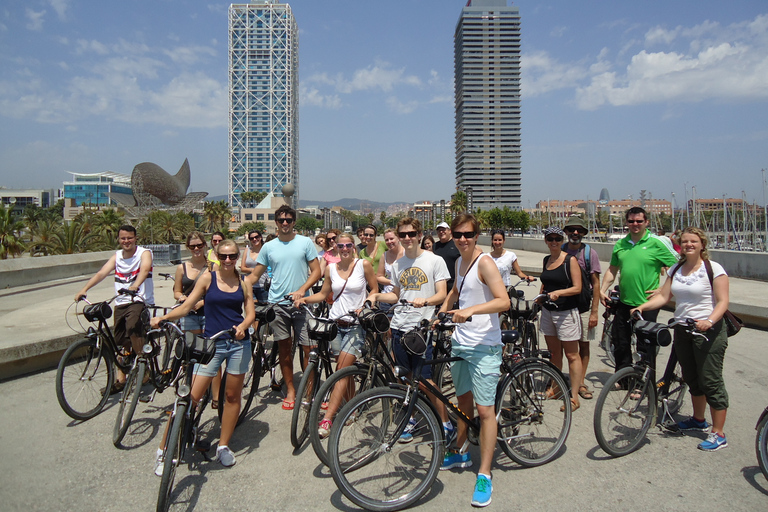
151;240;255;470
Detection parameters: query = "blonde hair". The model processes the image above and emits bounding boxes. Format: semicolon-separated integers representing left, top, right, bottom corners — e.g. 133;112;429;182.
678;226;709;264
215;239;247;301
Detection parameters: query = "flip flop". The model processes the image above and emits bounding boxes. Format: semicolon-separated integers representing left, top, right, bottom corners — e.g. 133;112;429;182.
578;385;593;400
282;399;295;410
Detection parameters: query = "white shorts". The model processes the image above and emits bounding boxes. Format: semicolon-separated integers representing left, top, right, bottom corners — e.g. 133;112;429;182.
540;307;582;342
579;310;596;342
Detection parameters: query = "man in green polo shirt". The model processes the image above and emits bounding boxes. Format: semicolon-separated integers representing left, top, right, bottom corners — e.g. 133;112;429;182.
600;207;679;371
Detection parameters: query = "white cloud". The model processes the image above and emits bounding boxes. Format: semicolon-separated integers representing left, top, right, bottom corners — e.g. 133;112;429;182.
162;45;217;65
76;39;110;55
48;0;69;21
300;85;342;109
25;8;46;31
385;96;418;115
308;61;423;94
521;51;589;97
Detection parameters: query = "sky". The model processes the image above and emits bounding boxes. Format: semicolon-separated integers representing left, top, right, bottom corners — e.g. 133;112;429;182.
1;0;768;209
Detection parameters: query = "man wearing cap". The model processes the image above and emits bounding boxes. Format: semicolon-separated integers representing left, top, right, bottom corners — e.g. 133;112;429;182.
600;207;679;371
433;221;461;291
563;215;601;399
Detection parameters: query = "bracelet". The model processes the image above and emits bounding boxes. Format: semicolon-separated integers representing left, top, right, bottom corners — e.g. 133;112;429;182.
705;317;714;324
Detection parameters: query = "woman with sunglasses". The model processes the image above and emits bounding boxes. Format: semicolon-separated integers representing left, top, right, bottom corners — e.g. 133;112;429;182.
207;231;225;269
377;228;405;313
240;229;268;303
151;239;255;470
488;229;532;286
539;226;583;412
359;225;386;278
295;233;379;438
173;232;208;335
319;229;341;275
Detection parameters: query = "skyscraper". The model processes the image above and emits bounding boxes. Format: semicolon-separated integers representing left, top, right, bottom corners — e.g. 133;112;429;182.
454;0;521;211
228;1;299;209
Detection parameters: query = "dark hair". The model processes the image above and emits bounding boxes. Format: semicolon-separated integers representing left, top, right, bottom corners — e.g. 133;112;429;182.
397;217;422;233
625;207;647;221
275;204;296;221
117;225;136;235
451;213;479;233
490;229;505;241
248;229;262;238
325;228;341;250
363;224;378;236
186;231;207;247
211;231;225;240
421;235;435;249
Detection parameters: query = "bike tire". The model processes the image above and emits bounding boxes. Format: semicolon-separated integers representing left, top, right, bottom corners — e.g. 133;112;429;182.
55;337;114;421
309;364;388;467
328;387;444;512
602;316;616;367
433;361;456;407
594;367;656;457
157;402;186;512
113;360;146;447
756;412;768;482
496;360;571;466
238;343;264;425
290;360;320;448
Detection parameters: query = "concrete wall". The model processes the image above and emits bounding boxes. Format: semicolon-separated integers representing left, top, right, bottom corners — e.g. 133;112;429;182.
478;235;768;282
0;251;115;289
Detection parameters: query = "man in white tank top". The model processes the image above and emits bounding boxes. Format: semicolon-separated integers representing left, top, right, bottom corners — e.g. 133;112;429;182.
76;226;154;390
437;214;508;508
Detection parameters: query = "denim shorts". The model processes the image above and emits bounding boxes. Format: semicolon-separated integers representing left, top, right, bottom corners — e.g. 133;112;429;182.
331;325;365;357
180;313;205;332
450;343;502;406
391;328;433;380
194;338;251;377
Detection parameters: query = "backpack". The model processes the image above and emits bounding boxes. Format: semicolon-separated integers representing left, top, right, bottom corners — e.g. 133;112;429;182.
561;243;593;314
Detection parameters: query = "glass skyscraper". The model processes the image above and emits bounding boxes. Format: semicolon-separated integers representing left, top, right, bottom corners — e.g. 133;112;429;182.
454;0;521;211
228;1;299;209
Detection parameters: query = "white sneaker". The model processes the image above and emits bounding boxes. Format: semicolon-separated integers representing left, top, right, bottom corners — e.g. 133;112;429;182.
154;450;164;477
216;446;236;467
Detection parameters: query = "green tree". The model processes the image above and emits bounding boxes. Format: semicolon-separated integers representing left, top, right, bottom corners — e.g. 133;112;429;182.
91;208;126;240
202;200;232;233
295;216;321;234
486;207;505;229
28;217;63;256
236;222;268;237
0;204;25;259
451;190;467;216
379;211;387;224
46;220;97;255
138;211;193;244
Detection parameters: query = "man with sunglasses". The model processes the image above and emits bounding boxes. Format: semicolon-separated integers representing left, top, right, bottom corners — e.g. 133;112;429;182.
366;217;454;444
600;207;679;371
248;204;321;410
433;221;461;291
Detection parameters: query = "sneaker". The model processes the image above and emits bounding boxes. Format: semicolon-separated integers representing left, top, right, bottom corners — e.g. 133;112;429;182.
216;446;236;467
154;450;164;477
444;423;457;448
441;450;472;471
398;417;418;444
471;474;492;507
318;418;332;440
698;432;728;451
677;416;710;432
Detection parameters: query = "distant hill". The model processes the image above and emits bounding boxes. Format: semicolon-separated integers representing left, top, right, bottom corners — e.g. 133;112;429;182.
299;198;395;211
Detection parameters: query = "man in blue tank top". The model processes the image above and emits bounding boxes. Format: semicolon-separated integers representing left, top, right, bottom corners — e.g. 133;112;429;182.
247;204;321;410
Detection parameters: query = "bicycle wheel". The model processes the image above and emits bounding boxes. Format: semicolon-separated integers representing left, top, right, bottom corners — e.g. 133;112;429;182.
433;361;456;407
157;402;186;512
55;337;114;421
238;343;264;425
756;412;768;482
594;367;656;457
113;360;146;447
291;360;320;448
496;360;571;466
328;387;444;512
310;364;388;467
602;316;616;367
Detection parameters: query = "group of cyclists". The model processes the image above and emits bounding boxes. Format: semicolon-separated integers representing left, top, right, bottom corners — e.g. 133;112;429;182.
73;203;733;508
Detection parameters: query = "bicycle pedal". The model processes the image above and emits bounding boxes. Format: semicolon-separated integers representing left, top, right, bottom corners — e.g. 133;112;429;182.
195;439;211;452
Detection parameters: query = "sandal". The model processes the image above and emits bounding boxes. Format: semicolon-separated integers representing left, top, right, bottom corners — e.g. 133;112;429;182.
560;399;580;413
211;399;219;410
282;399;295;410
578;385;593;400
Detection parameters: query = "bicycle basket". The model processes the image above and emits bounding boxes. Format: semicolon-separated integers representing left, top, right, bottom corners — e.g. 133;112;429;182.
634;320;672;347
402;328;427;356
83;302;112;322
184;332;217;365
357;307;390;333
253;303;276;323
307;317;338;342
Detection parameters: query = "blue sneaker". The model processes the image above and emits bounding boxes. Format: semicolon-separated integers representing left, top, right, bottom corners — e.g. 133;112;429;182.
677;416;710;432
471;474;492;507
698;432;728;451
398;417;418;444
444;423;457;448
441;450;472;471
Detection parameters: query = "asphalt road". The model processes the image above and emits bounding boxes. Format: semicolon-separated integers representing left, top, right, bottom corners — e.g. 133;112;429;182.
1;314;768;511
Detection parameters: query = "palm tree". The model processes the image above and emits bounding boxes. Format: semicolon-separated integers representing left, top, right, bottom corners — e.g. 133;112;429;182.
92;208;125;240
451;191;468;216
202;200;232;233
0;204;25;259
28;217;63;256
46;220;97;255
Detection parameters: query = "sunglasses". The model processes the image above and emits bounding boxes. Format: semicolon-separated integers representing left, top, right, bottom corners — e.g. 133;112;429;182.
398;231;419;239
249;236;261;241
277;218;295;224
546;236;564;242
362;233;375;237
453;231;476;240
626;219;645;224
564;228;583;234
188;242;205;249
337;243;354;249
219;253;239;261
212;239;222;244
327;236;337;242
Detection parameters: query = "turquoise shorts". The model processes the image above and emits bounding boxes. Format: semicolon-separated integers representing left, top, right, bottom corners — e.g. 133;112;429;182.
450;342;502;406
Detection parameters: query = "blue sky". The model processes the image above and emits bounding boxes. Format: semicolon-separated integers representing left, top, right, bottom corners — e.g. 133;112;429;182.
1;0;767;209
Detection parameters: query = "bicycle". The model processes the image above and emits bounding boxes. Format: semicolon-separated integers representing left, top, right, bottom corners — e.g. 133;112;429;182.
307;303;398;467
156;324;234;512
56;290;171;421
327;313;572;511
757;404;768;482
500;278;537;331
593;313;692;457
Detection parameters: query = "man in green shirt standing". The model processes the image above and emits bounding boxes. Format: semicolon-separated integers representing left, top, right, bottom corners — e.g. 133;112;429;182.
600;207;679;371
